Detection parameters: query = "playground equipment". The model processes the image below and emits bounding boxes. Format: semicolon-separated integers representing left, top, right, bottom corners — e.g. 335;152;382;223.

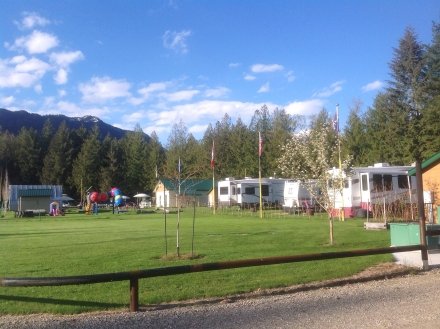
49;202;64;216
85;187;125;215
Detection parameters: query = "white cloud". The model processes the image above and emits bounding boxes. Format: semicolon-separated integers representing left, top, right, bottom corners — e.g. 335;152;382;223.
362;80;384;92
244;74;256;81
1;95;15;105
286;71;295;82
284;99;325;116
143;124;170;136
204;87;230;98
229;63;240;68
39;100;111;118
58;89;67;97
10;30;59;54
138;82;168;97
54;68;67;84
122;111;146;123
161;90;200;102
251;63;284;73
50;51;84;67
79;76;132;103
189;123;209;134
258;82;270;93
163;30;192;54
34;84;43;93
313;80;345;98
15;12;50;30
14;57;51;72
0;56;50;88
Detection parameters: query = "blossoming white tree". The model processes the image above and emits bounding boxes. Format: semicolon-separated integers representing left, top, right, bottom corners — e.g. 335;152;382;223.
278;123;352;245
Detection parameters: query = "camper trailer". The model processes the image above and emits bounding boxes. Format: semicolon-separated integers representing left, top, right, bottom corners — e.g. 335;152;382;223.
218;177;287;208
330;163;417;218
282;180;317;212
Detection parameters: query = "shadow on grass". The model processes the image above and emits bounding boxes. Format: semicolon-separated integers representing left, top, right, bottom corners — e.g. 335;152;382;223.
0;294;124;308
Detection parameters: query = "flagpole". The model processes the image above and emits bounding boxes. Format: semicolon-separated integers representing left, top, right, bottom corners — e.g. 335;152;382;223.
259;132;263;219
212;141;216;215
336;104;345;221
177;157;181;257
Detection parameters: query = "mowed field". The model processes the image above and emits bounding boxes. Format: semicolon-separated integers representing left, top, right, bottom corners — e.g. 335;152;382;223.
0;208;392;314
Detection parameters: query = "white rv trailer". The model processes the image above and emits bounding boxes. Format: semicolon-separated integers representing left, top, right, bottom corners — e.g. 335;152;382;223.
218;177;287;207
282;180;317;212
329;163;417;218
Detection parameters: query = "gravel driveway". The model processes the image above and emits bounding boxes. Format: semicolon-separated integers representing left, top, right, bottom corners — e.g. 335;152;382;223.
1;266;439;329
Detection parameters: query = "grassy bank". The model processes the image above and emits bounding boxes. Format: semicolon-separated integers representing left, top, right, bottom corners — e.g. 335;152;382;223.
0;208;392;314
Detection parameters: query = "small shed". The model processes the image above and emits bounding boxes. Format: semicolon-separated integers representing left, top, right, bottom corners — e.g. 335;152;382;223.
409;151;440;223
9;185;64;212
154;179;217;208
17;189;53;213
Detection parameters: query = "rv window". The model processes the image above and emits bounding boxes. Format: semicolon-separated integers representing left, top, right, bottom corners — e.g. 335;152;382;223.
220;187;228;195
372;174;383;192
288;188;293;194
361;175;368;191
344;180;349;189
261;185;269;196
237;187;241;194
232;186;236;196
383;175;393;191
398;175;410;189
244;187;255;195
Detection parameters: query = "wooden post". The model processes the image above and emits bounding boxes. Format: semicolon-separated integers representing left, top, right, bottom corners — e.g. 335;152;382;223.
416;161;428;270
130;278;139;312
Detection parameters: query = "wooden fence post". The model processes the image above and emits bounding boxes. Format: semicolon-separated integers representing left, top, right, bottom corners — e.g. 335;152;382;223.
130;278;139;312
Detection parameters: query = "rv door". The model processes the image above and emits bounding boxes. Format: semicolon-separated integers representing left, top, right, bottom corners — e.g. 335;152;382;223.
360;173;370;209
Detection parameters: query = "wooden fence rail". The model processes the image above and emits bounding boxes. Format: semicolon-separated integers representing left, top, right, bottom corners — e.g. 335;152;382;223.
0;245;422;312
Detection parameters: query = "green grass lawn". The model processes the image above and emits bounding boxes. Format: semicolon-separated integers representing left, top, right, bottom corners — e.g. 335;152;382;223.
0;208;393;314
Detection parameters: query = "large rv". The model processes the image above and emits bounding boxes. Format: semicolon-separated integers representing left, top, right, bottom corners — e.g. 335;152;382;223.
282;180;317;212
330;163;417;218
218;177;287;208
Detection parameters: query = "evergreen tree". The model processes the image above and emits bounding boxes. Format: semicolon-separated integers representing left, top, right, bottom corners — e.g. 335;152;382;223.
144;131;165;191
41;122;72;188
71;126;102;195
229;117;252;178
343;99;369;166
165;120;190;178
422;19;440;157
14;127;40;184
386;26;426;163
120;124;149;196
37;119;54;181
99;134;123;192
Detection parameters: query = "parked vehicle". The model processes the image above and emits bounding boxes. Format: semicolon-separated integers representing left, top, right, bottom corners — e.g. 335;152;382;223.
329;163;417;218
218;177;287;208
282;180;317;213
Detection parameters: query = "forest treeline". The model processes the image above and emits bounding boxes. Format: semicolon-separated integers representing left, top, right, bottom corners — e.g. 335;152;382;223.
1;23;439;199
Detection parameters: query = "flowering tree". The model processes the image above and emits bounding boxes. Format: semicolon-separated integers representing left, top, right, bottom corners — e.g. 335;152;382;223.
278;123;352;245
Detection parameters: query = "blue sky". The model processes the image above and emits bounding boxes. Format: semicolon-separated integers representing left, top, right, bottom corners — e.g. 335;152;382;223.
1;0;439;145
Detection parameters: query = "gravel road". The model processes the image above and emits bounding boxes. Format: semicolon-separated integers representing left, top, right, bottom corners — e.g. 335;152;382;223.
1;267;440;329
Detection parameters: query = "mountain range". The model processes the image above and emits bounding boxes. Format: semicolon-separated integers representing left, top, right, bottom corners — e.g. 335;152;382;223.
0;108;148;141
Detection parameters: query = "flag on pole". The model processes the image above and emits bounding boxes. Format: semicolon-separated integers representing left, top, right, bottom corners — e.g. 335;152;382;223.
259;132;263;156
332;104;339;133
178;157;182;173
211;141;215;167
155;164;158;179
